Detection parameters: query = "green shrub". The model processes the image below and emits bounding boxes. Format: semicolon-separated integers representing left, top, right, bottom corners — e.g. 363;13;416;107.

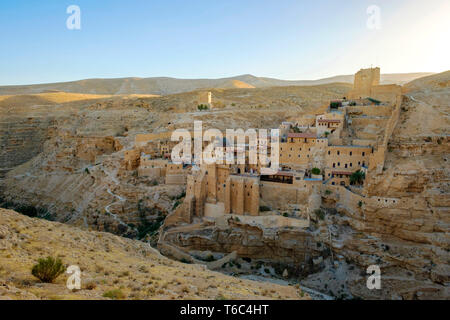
358;201;363;208
172;200;181;210
197;104;209;111
325;190;332;195
259;205;271;212
31;257;66;283
350;170;365;185
204;254;216;262
311;168;321;175
315;209;325;220
103;289;126;300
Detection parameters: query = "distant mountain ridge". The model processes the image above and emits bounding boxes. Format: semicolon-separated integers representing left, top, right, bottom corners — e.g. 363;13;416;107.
0;72;434;96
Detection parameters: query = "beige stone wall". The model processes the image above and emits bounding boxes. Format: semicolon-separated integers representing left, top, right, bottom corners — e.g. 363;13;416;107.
165;173;187;185
135;132;172;148
371;84;402;103
204;202;225;217
349;67;380;98
138;166;161;179
124;149;140;170
260;181;310;209
321;184;414;216
226;175;259;216
229;214;309;229
347;105;393;117
280;137;328;168
325;145;372;171
315;112;344;136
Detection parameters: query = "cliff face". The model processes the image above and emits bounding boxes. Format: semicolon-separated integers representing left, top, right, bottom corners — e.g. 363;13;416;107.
164;220;322;274
0;115;55;178
316;76;449;299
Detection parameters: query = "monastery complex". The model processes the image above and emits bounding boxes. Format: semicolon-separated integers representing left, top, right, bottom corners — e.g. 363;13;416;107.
123;67;404;230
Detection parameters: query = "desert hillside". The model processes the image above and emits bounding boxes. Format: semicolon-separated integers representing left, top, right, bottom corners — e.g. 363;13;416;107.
0;70;448;300
0;72;432;96
0;208;307;300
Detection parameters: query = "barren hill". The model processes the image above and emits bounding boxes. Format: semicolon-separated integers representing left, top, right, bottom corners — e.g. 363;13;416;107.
0;72;433;96
0;208;306;300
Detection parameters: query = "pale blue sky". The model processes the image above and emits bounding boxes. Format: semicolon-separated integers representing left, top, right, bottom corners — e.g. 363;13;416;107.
0;0;449;85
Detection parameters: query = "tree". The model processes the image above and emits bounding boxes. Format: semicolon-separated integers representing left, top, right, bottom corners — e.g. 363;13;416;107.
31;257;66;283
350;170;365;185
311;168;321;175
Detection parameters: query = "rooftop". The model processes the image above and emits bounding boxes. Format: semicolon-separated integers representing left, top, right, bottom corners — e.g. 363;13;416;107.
287;133;316;139
332;171;353;175
317;119;341;123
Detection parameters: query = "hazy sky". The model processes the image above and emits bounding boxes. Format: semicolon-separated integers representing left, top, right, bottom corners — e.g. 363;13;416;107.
0;0;449;85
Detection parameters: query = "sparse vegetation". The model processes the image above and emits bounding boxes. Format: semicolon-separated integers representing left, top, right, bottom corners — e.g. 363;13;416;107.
103;289;126;300
172;200;181;210
204;254;216;262
350;170;365;185
31;257;66;283
197;104;209;111
315;209;325;220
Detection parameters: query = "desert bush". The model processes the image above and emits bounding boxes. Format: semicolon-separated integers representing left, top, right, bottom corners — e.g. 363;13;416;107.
172;200;181;210
350;170;365;185
204;254;216;262
197;104;209;111
314;209;325;220
84;281;97;290
31;257;66;283
103;289;126;300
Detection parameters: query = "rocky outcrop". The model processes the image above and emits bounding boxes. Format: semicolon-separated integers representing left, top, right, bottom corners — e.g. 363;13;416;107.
163;219;323;277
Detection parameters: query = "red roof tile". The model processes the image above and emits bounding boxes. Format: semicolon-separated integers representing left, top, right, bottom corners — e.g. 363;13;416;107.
287;133;316;138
